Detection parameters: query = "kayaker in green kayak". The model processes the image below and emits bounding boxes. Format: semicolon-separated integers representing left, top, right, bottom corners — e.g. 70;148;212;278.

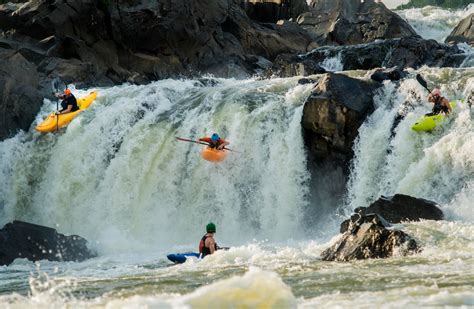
426;89;451;116
199;222;218;258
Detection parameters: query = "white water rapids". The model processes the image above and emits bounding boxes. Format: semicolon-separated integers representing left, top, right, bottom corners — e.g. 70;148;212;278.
0;5;473;309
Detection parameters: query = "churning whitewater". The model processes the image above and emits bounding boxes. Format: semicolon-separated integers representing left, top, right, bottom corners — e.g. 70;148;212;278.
0;5;473;309
0;77;314;251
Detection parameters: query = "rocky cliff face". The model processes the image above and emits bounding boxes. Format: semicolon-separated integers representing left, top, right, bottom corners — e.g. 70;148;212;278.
0;0;315;140
298;0;418;46
240;0;309;23
446;13;474;46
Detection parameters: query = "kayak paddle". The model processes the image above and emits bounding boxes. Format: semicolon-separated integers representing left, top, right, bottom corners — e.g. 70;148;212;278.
176;137;240;153
416;74;432;93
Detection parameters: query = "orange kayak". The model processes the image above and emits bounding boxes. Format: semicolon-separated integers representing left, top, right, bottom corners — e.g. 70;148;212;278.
201;147;227;162
35;91;98;133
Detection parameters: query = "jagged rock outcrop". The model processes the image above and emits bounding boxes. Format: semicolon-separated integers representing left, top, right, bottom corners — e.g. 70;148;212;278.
297;0;417;46
0;0;317;140
446;13;474;46
301;73;378;161
340;194;443;233
0;220;96;266
271;37;466;76
321;214;420;261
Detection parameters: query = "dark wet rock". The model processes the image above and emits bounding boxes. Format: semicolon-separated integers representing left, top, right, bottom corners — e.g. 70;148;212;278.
301;73;379;218
270;53;326;77
297;77;318;85
241;0;308;23
446;13;474;46
298;0;417;46
0;49;43;140
0;220;96;266
301;73;379;161
321;214;420;261
369;66;407;83
273;37;466;74
340;194;443;233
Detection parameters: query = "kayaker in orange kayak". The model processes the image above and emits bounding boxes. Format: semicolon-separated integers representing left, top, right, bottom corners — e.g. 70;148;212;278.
55;89;79;115
198;133;230;150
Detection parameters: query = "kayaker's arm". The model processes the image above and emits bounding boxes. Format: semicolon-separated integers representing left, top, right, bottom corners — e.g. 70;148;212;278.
217;140;230;150
443;98;452;114
57;104;73;115
206;237;216;254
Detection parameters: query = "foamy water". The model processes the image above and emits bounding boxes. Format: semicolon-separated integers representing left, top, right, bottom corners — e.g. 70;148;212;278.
1;8;473;305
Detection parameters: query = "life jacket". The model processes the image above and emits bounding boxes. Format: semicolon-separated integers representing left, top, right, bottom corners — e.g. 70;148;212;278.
208;138;222;149
432;96;449;114
61;94;79;112
199;234;217;258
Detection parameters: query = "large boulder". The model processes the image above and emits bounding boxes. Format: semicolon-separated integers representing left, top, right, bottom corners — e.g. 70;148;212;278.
340;194;443;233
301;73;378;161
297;0;417;46
0;220;96;266
446;13;474;46
301;74;378;218
321;214;419;261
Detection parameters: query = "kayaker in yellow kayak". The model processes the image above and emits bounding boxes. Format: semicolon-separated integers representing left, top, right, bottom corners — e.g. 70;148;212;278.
426;89;451;116
198;133;230;150
55;89;79;115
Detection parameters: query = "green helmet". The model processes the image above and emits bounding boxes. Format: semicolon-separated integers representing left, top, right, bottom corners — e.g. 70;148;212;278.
206;222;216;233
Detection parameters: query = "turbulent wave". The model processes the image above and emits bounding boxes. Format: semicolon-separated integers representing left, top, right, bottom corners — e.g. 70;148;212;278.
346;68;474;221
0;7;473;304
0;78;314;253
396;4;474;42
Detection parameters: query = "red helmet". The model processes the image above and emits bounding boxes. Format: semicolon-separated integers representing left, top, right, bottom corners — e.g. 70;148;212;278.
63;89;72;95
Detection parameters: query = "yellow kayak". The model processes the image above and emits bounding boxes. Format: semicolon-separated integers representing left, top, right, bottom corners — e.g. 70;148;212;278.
36;91;98;133
411;101;457;132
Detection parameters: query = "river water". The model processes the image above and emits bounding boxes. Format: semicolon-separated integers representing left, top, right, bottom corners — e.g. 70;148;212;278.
0;6;473;309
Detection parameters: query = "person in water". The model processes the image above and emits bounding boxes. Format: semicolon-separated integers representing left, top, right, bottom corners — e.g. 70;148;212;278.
56;89;79;115
199;222;218;258
426;88;451;116
198;133;230;150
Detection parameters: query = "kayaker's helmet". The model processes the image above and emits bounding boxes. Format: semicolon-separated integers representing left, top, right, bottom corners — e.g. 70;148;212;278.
63;88;72;95
430;89;441;98
206;222;216;233
211;133;220;142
